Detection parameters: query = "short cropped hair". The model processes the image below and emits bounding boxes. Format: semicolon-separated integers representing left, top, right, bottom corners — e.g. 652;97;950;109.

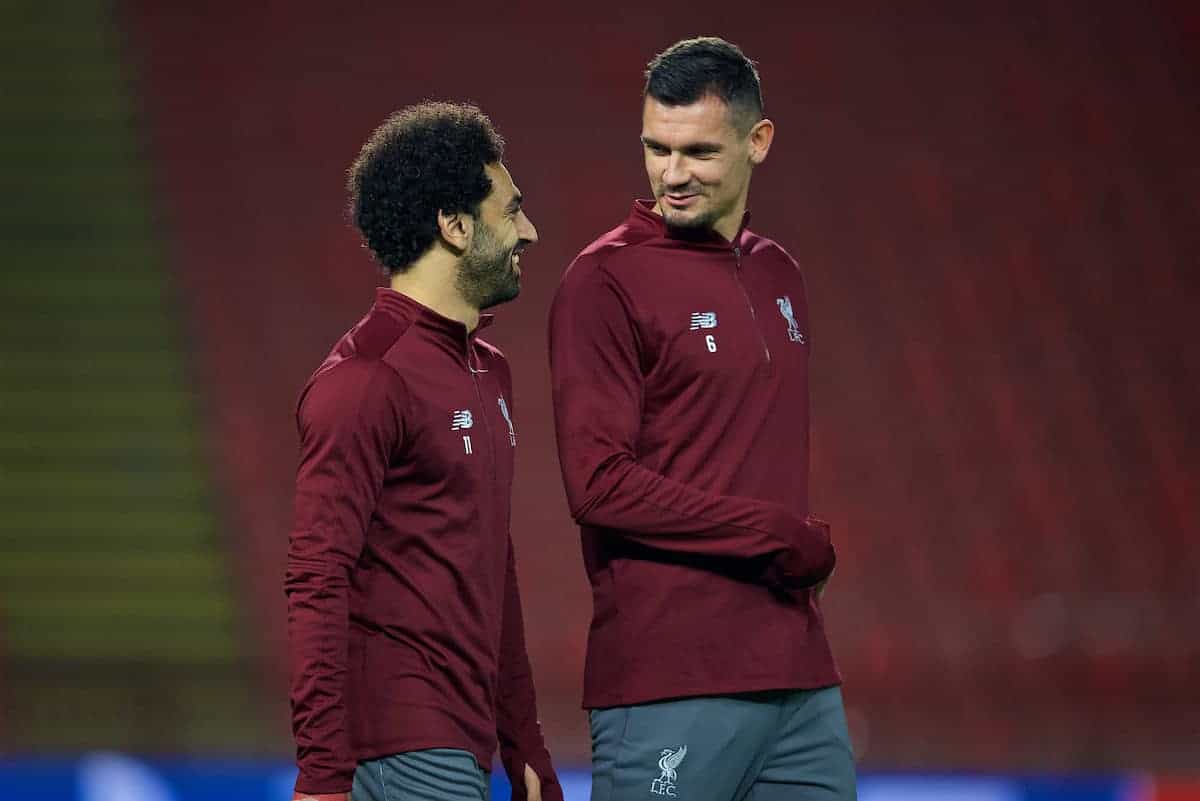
644;37;763;132
348;102;505;274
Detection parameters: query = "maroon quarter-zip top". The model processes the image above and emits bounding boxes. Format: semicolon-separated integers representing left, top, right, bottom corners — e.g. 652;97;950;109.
549;201;839;709
286;289;554;795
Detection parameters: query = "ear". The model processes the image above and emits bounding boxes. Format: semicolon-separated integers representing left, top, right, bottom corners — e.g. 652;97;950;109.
436;209;474;252
747;118;775;165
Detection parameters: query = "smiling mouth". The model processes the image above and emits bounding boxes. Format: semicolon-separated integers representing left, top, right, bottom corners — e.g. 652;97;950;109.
663;193;700;208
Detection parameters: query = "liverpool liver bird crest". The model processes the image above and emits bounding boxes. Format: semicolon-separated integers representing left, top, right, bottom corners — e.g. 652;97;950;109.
657;745;688;783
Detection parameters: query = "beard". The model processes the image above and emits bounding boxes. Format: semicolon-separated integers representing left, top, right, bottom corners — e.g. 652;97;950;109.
660;204;715;231
655;185;722;233
456;220;520;310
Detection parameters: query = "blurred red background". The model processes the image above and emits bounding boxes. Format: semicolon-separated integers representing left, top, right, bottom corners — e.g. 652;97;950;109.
121;0;1199;769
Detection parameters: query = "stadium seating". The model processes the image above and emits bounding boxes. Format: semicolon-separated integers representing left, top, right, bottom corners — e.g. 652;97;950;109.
3;0;1193;772
0;0;265;752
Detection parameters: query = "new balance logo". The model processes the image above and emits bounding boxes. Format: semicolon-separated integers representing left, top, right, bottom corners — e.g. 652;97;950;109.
651;745;687;797
689;312;717;330
450;410;474;430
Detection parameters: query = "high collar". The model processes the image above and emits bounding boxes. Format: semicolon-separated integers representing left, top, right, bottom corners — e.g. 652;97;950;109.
372;287;494;352
629;199;751;249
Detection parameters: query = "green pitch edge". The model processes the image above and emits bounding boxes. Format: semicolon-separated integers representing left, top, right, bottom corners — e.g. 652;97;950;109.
0;2;268;752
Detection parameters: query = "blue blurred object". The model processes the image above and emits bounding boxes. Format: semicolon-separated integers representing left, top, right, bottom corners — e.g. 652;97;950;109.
0;758;77;801
0;756;1153;801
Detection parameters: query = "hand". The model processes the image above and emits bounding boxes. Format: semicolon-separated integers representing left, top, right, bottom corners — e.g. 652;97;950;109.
763;517;835;595
813;565;835;598
523;763;543;801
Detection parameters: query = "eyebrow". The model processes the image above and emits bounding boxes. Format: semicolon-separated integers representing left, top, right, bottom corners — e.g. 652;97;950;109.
640;136;723;155
504;193;523;214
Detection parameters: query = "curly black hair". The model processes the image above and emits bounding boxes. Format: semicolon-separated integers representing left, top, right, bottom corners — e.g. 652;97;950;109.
348;102;506;274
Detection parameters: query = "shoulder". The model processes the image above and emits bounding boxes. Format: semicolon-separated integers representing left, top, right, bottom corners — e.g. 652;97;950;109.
743;230;802;272
550;249;640;329
298;355;405;439
558;219;661;294
311;306;418;380
301;310;413;420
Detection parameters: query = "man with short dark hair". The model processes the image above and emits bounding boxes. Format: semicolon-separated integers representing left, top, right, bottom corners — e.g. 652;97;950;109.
287;102;561;801
550;38;857;800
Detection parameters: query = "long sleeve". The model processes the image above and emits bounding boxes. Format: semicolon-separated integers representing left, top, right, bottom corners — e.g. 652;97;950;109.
496;536;562;801
284;359;403;794
549;259;833;581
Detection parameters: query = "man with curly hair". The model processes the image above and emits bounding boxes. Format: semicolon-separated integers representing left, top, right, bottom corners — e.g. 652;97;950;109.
549;38;856;800
286;102;561;801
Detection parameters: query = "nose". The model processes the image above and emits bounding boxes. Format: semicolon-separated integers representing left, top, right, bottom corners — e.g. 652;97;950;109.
517;210;538;245
663;153;690;188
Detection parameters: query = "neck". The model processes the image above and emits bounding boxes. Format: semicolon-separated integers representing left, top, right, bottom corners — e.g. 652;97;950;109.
388;250;480;332
712;192;748;242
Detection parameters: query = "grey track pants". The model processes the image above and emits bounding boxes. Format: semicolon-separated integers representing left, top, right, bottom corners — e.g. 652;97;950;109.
589;687;857;801
352;748;491;801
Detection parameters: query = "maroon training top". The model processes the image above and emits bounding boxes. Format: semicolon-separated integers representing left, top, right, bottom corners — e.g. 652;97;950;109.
549;201;840;709
285;289;558;797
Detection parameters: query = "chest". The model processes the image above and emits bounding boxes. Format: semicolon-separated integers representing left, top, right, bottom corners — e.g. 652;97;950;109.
392;362;517;493
637;254;811;394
